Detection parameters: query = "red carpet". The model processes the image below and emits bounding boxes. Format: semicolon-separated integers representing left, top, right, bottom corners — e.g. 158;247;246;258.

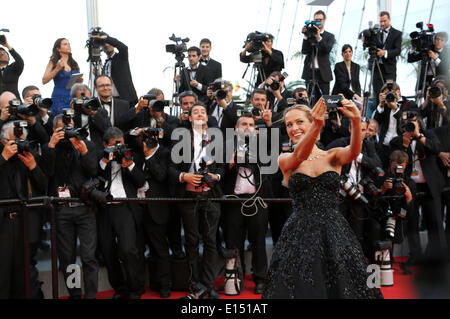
90;257;419;299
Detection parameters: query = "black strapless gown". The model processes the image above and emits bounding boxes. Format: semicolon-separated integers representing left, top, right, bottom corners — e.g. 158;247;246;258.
263;171;383;299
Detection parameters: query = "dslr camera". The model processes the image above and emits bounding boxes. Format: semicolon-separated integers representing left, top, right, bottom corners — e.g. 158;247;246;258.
0;28;9;46
429;85;443;99
103;141;133;162
61;108;89;140
208;80;227;100
384;82;398;104
81;177;112;205
31;94;53;109
237;107;261;118
401;111;418;134
410;22;435;56
138;127;164;149
142;94;172;112
8;99;39;117
13;120;36;154
73;94;102;114
339;175;369;204
195;155;218;188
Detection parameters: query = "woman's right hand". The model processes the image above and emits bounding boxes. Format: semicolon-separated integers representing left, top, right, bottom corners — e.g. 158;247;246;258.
311;98;326;128
56;59;65;71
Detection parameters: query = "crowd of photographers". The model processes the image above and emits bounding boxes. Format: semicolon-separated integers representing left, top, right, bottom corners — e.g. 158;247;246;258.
0;9;449;299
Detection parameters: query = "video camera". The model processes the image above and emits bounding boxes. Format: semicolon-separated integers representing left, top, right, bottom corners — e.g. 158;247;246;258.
166;34;189;62
8;99;39;117
81;177;112;205
61;108;89;140
86;27;107;63
243;31;269;54
360;22;382;56
410;22;435;56
103;141;133;162
195;155;218;188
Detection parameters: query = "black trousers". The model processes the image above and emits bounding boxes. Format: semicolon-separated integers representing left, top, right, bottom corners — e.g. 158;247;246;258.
178;193;220;290
414;183;447;258
307;70;330;105
97;203;145;296
442;183;450;255
143;213;171;290
224;196;268;284
167;202;183;254
55;205;98;299
0;213;25;299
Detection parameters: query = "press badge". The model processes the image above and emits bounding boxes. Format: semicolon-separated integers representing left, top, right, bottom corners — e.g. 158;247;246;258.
57;187;71;198
411;169;419;177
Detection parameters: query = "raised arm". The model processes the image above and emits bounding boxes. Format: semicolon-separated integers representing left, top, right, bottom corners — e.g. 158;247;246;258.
332;99;362;166
42;60;62;85
279;98;326;173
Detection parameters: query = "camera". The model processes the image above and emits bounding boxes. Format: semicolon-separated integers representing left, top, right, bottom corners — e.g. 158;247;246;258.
8;99;39;117
12;120;36;154
339;175;369;204
410;22;435;55
384;82;397;103
166;34;189;62
195;155;218;188
401;111;418;133
81;177;112;205
73;94;101;114
86;27;106;63
139;127;164;149
208;80;228;100
31;94;53;109
60;108;89;140
287;97;308;106
303;20;322;44
237;107;261;118
387;165;406;195
429;85;442;99
243;31;269;54
103;142;133;162
142;95;171;113
0;28;9;45
360;22;382;55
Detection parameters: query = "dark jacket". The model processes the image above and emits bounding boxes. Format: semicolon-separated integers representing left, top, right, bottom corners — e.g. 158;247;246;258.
332;61;362;99
74;108;112;150
201;58;222;81
178;64;213;104
376;27;402;78
0;49;24;99
301;31;335;82
206;100;239;134
240;49;284;87
103;36;138;106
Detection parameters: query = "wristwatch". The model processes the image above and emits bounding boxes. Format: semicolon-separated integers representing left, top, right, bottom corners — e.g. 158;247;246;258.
418;133;424;140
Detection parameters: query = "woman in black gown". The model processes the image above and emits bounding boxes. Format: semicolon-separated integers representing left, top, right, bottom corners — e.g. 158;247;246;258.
263;99;383;299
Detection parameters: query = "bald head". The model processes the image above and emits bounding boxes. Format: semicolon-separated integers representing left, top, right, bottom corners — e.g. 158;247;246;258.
0;91;17;110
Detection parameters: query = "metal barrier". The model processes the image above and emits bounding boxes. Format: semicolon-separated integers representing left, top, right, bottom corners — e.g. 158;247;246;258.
1;187;448;299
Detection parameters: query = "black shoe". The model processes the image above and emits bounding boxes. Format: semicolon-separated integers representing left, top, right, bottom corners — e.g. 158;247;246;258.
171;249;186;259
160;289;171;299
254;282;264;294
208;289;220;299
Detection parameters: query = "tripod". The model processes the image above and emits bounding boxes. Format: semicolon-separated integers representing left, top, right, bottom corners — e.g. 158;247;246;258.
171;53;192;116
306;44;322;107
361;49;385;118
242;51;266;107
414;54;432;105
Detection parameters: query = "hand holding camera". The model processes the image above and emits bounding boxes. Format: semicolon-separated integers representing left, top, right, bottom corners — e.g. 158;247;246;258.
261;41;272;55
0;107;10;121
182;173;203;187
1;140;18;160
48;127;65;148
17;151;36;170
70;138;88;156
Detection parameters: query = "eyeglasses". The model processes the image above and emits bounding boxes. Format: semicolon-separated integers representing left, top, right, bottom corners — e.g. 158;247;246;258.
97;84;112;88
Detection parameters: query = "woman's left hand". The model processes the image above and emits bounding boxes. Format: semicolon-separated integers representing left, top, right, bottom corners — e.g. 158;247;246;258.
337;99;361;121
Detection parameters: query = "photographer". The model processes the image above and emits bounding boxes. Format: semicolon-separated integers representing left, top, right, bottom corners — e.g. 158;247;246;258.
408;31;449;89
222;114;272;295
206;80;239;134
326;118;382;250
97;127;147;299
240;33;284;87
373;82;418;169
22;85;55;137
0;35;24;99
168;102;224;299
301;10;335;103
176;46;213;104
420;76;449;129
41;113;99;299
364;151;415;268
259;71;292;114
389;111;447;263
139;131;172;298
200;38;222;81
319;106;350;148
292;87;310;105
94;75;135;132
178;90;218;129
372;12;402;106
0;91;49;145
130;89;178;148
70;83;112;150
0;121;47;299
92;34;138;107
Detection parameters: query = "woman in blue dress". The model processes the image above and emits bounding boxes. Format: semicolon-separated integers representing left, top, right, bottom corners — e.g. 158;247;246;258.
42;38;81;114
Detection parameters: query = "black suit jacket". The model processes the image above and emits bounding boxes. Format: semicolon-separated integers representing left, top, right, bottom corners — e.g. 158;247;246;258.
143;146;170;224
103;36;138;106
332;61;361;99
432;124;450;185
201;58;222;81
101;97;134;132
301;31;335;82
206;100;239;134
168;130;225;198
178;64;213;104
0;49;24;99
377;27;402;78
266;89;292;114
420;100;449;129
408;45;450;78
74;108;112;150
